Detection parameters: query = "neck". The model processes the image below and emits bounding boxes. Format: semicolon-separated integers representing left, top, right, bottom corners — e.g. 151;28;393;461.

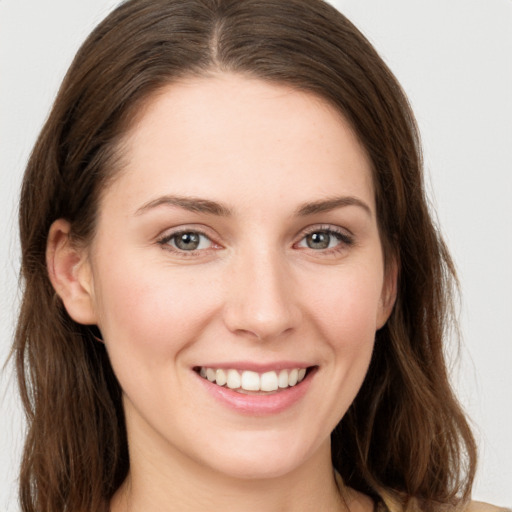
111;439;349;512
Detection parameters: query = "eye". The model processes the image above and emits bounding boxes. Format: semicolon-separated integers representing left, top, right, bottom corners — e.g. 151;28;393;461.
302;231;337;250
296;228;353;251
161;231;213;251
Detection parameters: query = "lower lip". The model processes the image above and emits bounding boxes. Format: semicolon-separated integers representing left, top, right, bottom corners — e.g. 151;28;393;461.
196;370;315;415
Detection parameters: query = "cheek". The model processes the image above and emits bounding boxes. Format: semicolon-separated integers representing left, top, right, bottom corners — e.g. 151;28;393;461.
92;253;221;362
306;264;384;349
295;263;384;429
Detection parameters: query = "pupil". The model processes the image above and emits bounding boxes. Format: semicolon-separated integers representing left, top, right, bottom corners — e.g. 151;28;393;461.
307;232;330;249
176;232;200;250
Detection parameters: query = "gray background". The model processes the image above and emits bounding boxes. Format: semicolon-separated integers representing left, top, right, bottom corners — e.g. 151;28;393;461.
1;0;511;509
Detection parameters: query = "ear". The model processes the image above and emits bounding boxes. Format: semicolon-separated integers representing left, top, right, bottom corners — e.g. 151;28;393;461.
46;219;97;325
376;257;398;330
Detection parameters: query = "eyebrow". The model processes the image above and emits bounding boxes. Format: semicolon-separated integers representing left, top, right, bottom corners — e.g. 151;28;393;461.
135;194;372;218
295;196;372;217
135;195;232;216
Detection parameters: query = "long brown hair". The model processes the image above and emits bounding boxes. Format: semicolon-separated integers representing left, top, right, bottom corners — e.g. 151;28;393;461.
14;1;476;511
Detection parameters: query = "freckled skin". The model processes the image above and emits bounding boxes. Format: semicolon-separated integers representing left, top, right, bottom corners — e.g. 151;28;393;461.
81;73;394;510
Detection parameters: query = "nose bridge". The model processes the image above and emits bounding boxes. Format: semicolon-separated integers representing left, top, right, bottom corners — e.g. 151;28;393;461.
223;244;301;340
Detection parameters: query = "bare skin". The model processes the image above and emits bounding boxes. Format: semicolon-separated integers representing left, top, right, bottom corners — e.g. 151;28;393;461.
48;73;395;512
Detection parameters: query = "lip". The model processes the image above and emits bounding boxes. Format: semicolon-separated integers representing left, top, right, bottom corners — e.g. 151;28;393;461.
194;360;313;372
194;365;317;415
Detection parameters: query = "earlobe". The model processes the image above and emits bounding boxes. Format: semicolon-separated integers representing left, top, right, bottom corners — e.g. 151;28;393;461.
376;258;398;329
46;219;97;325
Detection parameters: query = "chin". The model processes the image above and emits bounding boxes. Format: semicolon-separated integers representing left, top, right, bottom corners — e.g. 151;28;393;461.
190;429;326;481
210;455;306;481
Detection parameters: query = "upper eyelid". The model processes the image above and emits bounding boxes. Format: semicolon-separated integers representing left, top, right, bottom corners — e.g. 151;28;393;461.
157;230;220;258
160;230;211;242
296;224;354;239
294;225;355;251
157;227;218;251
156;224;216;241
155;223;354;246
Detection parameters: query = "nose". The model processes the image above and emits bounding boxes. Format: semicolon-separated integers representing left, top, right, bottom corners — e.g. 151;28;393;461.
222;248;302;341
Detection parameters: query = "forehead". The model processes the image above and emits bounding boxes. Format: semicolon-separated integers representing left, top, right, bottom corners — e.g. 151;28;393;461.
107;73;375;216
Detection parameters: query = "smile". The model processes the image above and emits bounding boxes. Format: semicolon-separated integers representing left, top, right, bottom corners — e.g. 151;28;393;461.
197;367;308;393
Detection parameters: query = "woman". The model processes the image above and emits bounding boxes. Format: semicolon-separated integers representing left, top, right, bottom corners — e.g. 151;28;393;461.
11;0;505;511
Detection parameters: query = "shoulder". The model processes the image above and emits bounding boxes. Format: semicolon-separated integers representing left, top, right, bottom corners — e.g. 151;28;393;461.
464;502;511;512
377;495;510;512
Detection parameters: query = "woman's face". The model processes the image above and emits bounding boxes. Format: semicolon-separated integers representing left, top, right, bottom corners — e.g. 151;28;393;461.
82;74;395;480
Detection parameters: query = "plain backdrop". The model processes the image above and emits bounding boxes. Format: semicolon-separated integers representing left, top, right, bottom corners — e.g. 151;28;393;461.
1;1;511;510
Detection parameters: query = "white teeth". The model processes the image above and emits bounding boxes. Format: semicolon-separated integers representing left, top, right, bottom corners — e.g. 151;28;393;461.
215;369;227;386
241;371;260;391
198;366;308;392
226;369;241;389
260;371;278;392
288;368;298;386
278;369;289;388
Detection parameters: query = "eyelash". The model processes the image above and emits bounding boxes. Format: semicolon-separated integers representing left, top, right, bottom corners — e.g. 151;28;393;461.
156;225;354;257
157;228;216;256
295;225;354;255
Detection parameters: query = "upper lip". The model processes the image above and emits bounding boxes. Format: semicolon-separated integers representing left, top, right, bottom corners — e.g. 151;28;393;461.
193;361;315;373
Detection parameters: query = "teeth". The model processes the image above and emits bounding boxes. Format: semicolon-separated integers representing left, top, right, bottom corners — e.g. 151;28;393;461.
215;369;227;386
226;369;241;389
241;371;260;391
198;367;308;392
260;371;278;392
278;369;289;388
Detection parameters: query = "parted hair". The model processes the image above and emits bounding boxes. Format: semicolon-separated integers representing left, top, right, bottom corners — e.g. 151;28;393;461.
14;0;476;511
